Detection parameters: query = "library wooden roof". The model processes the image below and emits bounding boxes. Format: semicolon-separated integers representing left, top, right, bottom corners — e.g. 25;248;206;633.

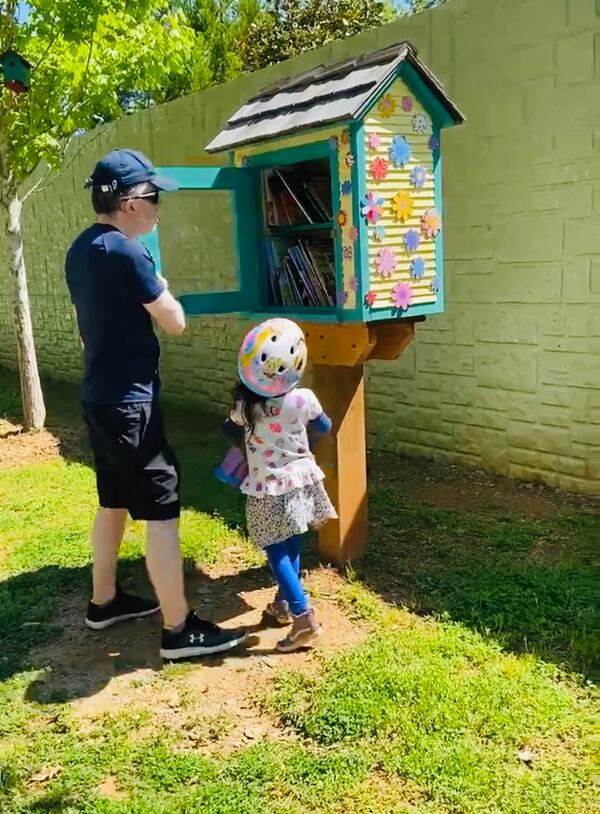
205;41;464;153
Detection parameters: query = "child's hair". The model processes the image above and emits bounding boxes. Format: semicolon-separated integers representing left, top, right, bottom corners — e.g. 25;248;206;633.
232;380;267;435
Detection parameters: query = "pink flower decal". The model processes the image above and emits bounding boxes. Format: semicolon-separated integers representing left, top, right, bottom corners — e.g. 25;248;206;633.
370;156;389;181
367;132;382;151
421;208;442;238
377;247;397;278
365;291;377;307
349;225;359;241
349;276;359;291
401;95;414;112
391;282;413;311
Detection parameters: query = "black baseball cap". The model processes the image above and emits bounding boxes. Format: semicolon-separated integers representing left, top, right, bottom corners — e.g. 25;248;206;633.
84;148;178;192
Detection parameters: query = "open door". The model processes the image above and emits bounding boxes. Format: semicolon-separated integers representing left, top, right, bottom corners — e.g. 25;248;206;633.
140;166;261;314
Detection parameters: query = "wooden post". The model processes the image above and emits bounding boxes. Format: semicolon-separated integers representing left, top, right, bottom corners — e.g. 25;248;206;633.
311;363;367;563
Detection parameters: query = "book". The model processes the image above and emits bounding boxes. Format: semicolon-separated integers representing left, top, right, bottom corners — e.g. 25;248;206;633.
265;237;335;309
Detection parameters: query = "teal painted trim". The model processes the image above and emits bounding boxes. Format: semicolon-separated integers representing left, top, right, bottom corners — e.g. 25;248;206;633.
432;125;445;314
139;225;162;276
365;299;442;323
268;222;334;234
329;142;344;320
248;139;330;169
350;121;370;323
179;291;247;313
398;63;455;130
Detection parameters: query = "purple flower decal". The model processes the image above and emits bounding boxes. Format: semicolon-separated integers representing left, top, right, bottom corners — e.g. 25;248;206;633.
404;229;420;252
401;96;414;112
367;132;382;151
336;289;349;307
391;282;413;311
428;134;440;153
349;276;359;291
389;135;412;168
340;179;352;196
410;257;426;280
410;165;428;189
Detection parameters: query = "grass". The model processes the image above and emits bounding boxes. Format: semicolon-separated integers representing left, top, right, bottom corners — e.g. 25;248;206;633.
0;368;597;813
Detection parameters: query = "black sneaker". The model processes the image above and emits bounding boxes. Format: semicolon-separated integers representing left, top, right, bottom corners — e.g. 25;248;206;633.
85;585;160;630
160;611;249;660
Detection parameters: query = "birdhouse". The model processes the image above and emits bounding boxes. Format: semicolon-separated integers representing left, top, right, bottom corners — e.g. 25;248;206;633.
0;50;31;94
143;41;464;325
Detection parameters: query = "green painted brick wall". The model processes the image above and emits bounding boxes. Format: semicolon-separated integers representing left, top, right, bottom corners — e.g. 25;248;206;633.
1;0;600;495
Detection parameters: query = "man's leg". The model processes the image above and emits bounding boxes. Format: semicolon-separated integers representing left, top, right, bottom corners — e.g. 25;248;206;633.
146;519;188;630
91;507;127;605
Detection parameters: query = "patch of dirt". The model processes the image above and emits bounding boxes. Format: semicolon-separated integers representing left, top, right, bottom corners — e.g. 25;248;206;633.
369;450;600;518
26;566;364;754
0;419;63;467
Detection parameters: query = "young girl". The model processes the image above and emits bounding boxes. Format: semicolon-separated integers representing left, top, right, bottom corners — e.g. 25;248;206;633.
223;318;337;652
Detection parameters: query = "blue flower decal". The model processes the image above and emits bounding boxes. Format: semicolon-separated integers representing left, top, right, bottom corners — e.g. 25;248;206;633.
340;180;352;196
389;135;412;168
336;289;348;307
241;155;250;168
374;224;386;242
428;134;440;153
430;276;440;294
410;257;426;280
404;229;420;252
329;136;339;152
410;165;428;189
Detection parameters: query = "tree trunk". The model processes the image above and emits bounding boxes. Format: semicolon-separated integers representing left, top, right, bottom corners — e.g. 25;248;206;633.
3;193;46;430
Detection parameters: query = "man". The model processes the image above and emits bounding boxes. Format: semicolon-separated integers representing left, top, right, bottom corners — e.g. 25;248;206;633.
65;148;248;660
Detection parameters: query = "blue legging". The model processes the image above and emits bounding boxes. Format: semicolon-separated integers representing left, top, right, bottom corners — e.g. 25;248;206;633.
265;535;308;616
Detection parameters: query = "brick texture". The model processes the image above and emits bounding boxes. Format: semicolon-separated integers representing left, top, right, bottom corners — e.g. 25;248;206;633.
1;0;600;495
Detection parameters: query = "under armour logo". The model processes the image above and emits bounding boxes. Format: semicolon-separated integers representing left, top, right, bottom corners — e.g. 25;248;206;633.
189;633;204;644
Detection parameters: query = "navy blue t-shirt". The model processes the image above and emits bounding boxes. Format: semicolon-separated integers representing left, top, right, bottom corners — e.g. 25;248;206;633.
65;224;165;404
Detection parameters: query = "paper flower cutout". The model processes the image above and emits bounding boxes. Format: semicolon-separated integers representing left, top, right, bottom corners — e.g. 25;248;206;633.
365;291;377;307
346;152;355;167
401;96;414;112
349;276;359;291
411;165;428;189
336;289;348;307
412;113;431;134
377;247;397;278
349;225;359;241
391;191;414;223
342;245;353;261
329;136;339;152
378;94;396;118
404;229;420;252
337;210;348;227
370;157;389;181
431;276;440;294
421;208;442;238
367;132;382;151
340;129;350;145
340;180;352;196
428;134;440;152
374;224;386;242
241;155;250;168
360;192;384;224
389;135;412;168
410;257;426;280
392;282;413;311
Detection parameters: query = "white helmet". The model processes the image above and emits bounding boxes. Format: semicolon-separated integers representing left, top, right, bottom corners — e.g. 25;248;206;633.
238;318;307;398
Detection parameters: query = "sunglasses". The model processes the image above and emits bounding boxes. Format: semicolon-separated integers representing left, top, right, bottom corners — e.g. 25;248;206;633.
122;191;160;205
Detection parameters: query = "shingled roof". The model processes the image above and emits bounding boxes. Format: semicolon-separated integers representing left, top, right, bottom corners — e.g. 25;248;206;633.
205;41;464;153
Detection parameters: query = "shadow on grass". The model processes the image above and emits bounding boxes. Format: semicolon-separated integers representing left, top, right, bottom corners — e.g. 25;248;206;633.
1;367;598;682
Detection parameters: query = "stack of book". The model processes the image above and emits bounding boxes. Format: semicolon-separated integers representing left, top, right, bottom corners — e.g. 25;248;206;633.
265;238;335;308
264;167;333;226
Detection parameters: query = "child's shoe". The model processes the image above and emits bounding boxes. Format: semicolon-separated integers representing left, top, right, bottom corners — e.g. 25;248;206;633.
276;608;322;652
263;597;292;626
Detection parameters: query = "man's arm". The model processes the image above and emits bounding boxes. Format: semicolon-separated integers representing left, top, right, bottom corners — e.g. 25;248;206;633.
143;285;186;336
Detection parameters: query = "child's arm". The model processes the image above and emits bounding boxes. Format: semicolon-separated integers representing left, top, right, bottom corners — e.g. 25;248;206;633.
307;411;332;452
